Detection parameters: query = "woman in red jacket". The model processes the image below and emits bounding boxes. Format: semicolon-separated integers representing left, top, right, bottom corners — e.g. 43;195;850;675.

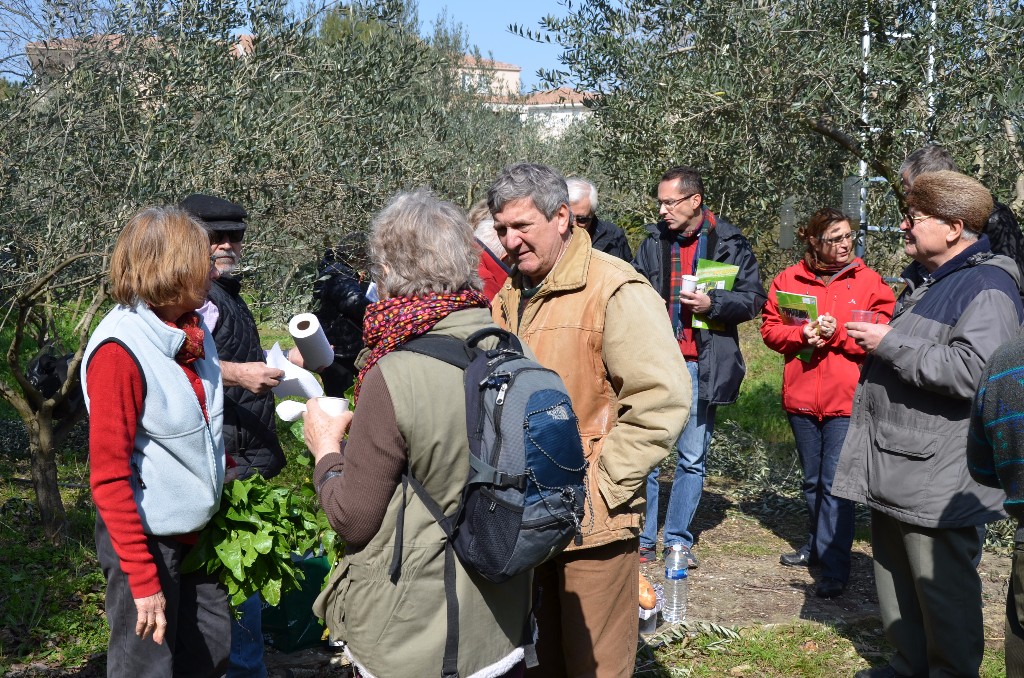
761;207;895;599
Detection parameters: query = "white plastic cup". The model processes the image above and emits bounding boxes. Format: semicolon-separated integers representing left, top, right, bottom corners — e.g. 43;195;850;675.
681;275;699;294
850;310;876;323
316;396;349;417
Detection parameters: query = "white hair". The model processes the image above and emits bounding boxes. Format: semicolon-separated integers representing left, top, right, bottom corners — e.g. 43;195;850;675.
566;177;599;211
473;217;507;260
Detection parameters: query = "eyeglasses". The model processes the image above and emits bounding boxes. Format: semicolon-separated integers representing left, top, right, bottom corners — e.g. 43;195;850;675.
573;214;594;227
903;213;934;225
656;194;697;210
819;231;855;246
209;229;245;244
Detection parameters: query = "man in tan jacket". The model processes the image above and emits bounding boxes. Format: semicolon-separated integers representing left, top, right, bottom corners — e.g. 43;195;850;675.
488;163;691;678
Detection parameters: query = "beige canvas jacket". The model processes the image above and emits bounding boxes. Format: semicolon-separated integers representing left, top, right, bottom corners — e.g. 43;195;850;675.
493;229;691;550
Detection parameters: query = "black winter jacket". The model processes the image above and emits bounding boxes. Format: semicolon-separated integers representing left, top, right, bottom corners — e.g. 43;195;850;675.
312;249;368;371
587;218;633;262
632;216;766;405
208;277;284;480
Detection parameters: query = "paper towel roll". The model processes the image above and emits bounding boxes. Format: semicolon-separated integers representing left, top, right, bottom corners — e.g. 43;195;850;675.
289;313;334;373
276;400;307;422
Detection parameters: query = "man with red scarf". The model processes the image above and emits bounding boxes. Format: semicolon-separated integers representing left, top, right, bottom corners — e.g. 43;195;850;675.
489;163;690;678
632;166;767;568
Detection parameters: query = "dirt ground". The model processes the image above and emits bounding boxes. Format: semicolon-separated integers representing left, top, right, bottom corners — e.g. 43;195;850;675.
259;475;1013;677
641;479;1010;639
7;475;1011;677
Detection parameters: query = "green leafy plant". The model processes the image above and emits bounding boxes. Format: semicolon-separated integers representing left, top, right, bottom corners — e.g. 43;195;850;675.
182;475;338;607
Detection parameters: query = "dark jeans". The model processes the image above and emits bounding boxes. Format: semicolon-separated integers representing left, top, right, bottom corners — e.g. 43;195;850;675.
96;514;230;678
788;413;854;584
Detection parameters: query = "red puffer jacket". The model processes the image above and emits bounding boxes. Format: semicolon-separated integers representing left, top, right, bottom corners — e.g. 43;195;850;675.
760;258;896;418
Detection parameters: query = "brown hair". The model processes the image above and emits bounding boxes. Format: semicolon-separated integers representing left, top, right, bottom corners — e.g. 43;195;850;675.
659;165;705;201
110;206;211;309
798;207;851;253
907;170;992;235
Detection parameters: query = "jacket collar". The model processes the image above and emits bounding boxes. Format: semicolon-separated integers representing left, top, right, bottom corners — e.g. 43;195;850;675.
902;235;993;286
130;301;186;359
214;275;242;296
794;257;864;282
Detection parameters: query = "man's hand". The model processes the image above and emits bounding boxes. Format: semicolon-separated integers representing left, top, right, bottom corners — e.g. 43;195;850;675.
304;398;353;464
134;591;167;644
221;361;284;394
287;346;333;372
679;290;712;315
845;321;892;353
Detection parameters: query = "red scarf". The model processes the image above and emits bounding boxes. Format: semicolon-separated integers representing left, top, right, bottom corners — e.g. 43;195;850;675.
355;290;490;404
163;312;206;365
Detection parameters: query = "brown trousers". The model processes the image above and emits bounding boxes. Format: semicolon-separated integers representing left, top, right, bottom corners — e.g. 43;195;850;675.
528;537;640;678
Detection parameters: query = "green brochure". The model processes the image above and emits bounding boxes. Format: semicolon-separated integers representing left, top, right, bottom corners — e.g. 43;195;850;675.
692;259;740;331
774;291;819;362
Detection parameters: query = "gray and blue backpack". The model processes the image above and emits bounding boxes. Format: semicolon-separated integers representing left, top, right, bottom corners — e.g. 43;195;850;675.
397;326;588;583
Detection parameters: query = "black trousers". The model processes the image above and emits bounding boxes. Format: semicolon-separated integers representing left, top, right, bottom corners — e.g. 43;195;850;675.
96;514;230;678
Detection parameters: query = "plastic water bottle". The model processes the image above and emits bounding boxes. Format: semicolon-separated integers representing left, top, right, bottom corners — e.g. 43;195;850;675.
663;544;688;623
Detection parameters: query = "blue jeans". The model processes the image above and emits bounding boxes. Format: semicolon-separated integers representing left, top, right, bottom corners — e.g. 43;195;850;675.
227;592;267;678
641;361;716;550
788;413;854;584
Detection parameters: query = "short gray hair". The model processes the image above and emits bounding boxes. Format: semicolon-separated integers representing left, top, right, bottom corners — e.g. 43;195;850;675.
566;177;598;211
369;189;481;298
487;163;569;220
900;145;958;186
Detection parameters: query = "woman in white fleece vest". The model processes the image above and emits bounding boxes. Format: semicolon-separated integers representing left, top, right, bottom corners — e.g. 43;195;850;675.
83;206;228;678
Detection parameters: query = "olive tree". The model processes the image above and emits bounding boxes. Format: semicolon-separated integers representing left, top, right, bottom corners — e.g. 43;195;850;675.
519;0;1024;275
0;0;554;540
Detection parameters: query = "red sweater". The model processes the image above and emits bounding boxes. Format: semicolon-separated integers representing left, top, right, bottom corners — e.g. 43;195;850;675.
87;342;211;599
760;258;895;418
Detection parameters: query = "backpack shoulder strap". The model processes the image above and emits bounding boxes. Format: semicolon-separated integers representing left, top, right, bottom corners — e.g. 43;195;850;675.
399;334;475;370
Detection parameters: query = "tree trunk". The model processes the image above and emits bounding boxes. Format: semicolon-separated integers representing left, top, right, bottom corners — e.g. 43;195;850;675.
27;414;68;543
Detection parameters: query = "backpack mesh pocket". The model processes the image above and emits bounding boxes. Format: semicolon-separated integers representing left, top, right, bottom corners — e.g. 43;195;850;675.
465;487;524;576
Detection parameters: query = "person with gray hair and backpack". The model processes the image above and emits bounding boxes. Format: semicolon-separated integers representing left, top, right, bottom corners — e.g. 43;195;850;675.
305;188;587;678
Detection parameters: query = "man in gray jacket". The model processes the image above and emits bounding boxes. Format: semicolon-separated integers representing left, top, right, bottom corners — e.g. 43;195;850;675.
833;171;1024;678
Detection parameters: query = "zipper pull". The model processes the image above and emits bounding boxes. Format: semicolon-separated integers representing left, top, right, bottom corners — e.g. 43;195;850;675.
495;382;509;405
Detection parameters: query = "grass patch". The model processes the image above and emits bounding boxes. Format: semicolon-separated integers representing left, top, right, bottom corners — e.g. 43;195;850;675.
717;321;793;449
0;476;106;669
638;620;1006;677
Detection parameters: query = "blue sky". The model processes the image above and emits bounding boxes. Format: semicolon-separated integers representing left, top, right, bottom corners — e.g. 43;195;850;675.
414;0;566;91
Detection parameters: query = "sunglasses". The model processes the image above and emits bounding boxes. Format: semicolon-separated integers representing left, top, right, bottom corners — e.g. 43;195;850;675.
573;214;594;226
209;229;245;244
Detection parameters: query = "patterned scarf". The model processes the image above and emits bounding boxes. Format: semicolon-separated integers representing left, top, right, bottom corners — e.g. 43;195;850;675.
163;312;206;365
355;289;491;404
668;208;718;342
804;250;852;283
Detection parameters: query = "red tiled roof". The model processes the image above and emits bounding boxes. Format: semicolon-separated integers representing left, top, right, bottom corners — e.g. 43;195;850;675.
520;87;587;105
460;54;521;72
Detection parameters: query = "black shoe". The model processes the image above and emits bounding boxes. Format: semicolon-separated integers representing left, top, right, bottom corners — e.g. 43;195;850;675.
814;577;844;599
853;666;905;678
779;550;811;567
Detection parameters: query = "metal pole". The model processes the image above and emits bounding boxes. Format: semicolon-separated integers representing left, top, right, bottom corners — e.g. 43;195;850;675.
858;7;869;259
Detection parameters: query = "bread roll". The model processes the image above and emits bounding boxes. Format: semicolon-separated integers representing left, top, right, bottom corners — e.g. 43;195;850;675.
639;573;657;610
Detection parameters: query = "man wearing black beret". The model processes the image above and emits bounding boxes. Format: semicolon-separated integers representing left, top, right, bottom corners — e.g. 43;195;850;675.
181;193;284;678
